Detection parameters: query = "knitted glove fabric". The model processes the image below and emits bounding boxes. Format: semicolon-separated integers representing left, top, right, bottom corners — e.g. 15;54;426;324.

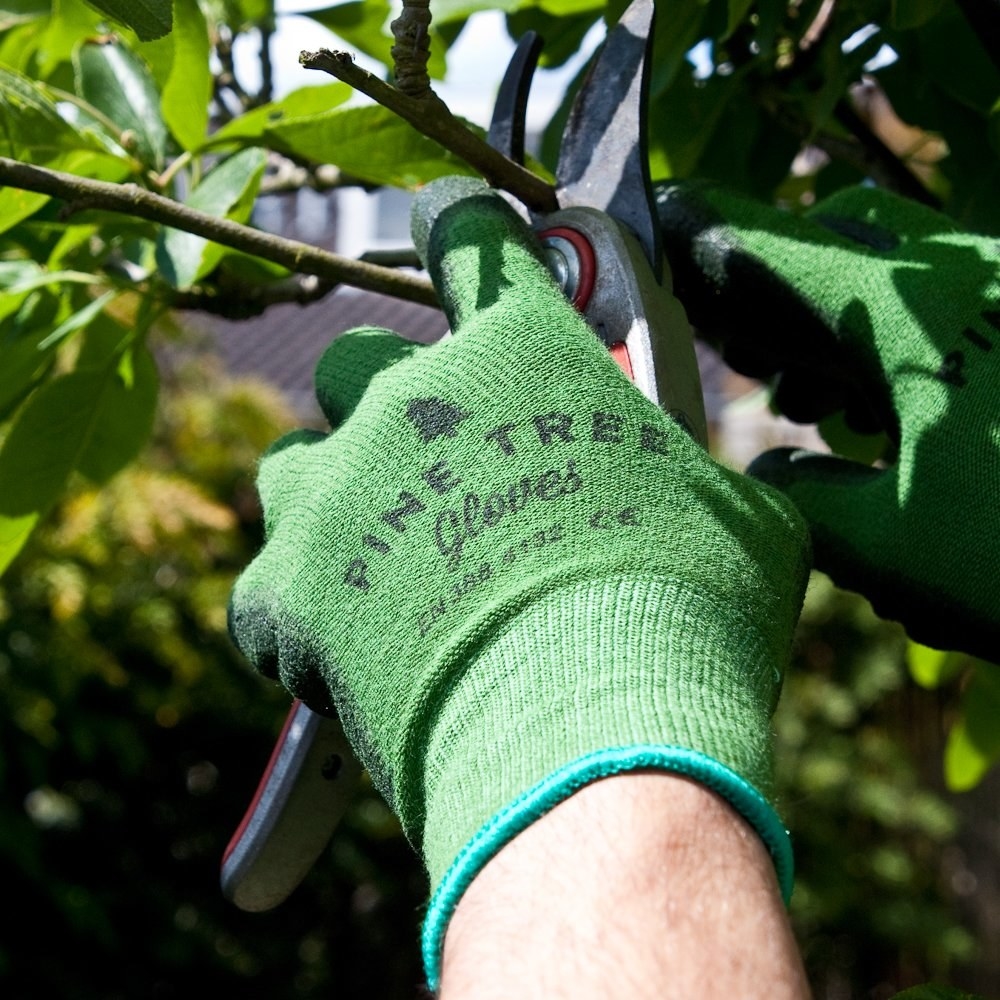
658;181;1000;660
229;177;810;988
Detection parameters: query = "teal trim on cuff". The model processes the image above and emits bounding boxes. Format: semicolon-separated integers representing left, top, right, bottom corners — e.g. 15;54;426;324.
421;745;793;994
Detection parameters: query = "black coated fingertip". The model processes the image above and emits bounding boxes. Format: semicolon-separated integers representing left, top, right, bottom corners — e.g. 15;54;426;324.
772;369;847;425
227;598;280;680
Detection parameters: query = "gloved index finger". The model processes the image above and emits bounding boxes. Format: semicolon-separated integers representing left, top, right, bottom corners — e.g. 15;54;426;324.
411;177;572;334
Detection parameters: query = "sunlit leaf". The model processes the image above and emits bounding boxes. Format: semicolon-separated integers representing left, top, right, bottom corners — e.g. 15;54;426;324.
155;148;267;288
300;0;452;78
0;65;99;159
944;664;1000;791
74;38;168;169
818;411;891;466
161;0;211;151
84;0;173;41
38;290;118;350
0;511;39;576
205;82;352;148
907;642;967;689
0;265;102;294
33;0;105;78
267;104;478;188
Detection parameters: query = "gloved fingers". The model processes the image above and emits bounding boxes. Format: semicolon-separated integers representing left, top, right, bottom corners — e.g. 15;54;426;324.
314;326;425;429
748;446;899;590
748;447;997;659
227;569;337;713
228;561;281;680
805;185;958;246
256;428;326;535
412;176;576;336
772;370;896;438
658;180;861;375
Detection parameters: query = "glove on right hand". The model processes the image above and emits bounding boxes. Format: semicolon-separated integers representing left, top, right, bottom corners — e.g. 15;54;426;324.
658;181;999;660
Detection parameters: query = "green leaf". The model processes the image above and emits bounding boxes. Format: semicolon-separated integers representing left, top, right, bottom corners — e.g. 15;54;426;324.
907;642;967;689
206;83;352;148
426;0;601;22
0;0;50;31
267;104;478;188
506;8;600;68
648;68;740;179
301;0;452;79
890;0;948;30
944;664;1000;791
0;190;50;235
0;265;102;294
155;148;267;289
83;0;173;41
161;0;211;151
74;38;168;169
726;0;754;39
817;410;891;466
76;344;159;482
34;0;105;78
0;66;98;160
0;511;39;577
38;290;118;350
0;300;58;419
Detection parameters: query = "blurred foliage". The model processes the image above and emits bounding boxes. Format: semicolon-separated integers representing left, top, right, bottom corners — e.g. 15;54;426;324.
775;573;979;996
0;355;428;997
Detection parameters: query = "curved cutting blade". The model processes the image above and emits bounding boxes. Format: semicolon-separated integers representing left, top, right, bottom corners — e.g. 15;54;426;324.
555;0;660;272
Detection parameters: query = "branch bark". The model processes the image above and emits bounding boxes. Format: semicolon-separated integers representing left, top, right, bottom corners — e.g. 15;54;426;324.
0;156;437;307
390;0;432;97
300;48;558;214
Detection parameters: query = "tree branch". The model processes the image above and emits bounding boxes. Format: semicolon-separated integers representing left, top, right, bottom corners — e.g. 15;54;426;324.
300;48;558;214
0;157;437;307
169;274;336;318
391;0;432;97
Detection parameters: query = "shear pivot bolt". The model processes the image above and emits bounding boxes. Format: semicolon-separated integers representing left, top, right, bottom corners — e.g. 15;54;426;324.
539;226;596;310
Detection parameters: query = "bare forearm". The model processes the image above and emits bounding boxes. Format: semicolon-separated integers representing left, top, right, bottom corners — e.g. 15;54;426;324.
439;774;811;999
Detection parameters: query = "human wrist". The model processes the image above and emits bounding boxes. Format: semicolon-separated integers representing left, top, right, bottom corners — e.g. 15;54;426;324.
438;774;810;1000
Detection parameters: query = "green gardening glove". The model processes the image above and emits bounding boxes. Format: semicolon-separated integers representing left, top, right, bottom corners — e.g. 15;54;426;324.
229;177;810;989
658;181;1000;660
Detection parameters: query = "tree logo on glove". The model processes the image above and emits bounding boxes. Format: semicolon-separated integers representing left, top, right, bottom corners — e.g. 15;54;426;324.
405;397;472;443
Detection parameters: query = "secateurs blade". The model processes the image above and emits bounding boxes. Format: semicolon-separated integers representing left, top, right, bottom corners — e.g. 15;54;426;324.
222;0;706;913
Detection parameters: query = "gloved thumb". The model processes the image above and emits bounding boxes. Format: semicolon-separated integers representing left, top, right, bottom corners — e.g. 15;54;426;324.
411;177;567;334
747;447;898;596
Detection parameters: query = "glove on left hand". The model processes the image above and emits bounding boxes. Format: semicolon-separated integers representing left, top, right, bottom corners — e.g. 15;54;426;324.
229;177;810;989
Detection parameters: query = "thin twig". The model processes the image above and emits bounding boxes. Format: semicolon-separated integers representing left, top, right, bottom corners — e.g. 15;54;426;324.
0;157;438;306
258;22;275;107
300;48;558;213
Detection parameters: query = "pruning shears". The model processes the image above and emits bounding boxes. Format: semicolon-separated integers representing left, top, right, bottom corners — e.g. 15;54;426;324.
221;0;707;913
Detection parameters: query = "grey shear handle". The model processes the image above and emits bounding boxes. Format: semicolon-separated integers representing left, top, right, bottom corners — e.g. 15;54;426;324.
221;700;362;911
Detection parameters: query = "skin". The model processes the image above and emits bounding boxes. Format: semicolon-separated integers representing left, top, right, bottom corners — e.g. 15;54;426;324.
439;774;812;1000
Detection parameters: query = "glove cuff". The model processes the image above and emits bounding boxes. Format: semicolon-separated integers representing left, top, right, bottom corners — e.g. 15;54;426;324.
418;573;793;989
